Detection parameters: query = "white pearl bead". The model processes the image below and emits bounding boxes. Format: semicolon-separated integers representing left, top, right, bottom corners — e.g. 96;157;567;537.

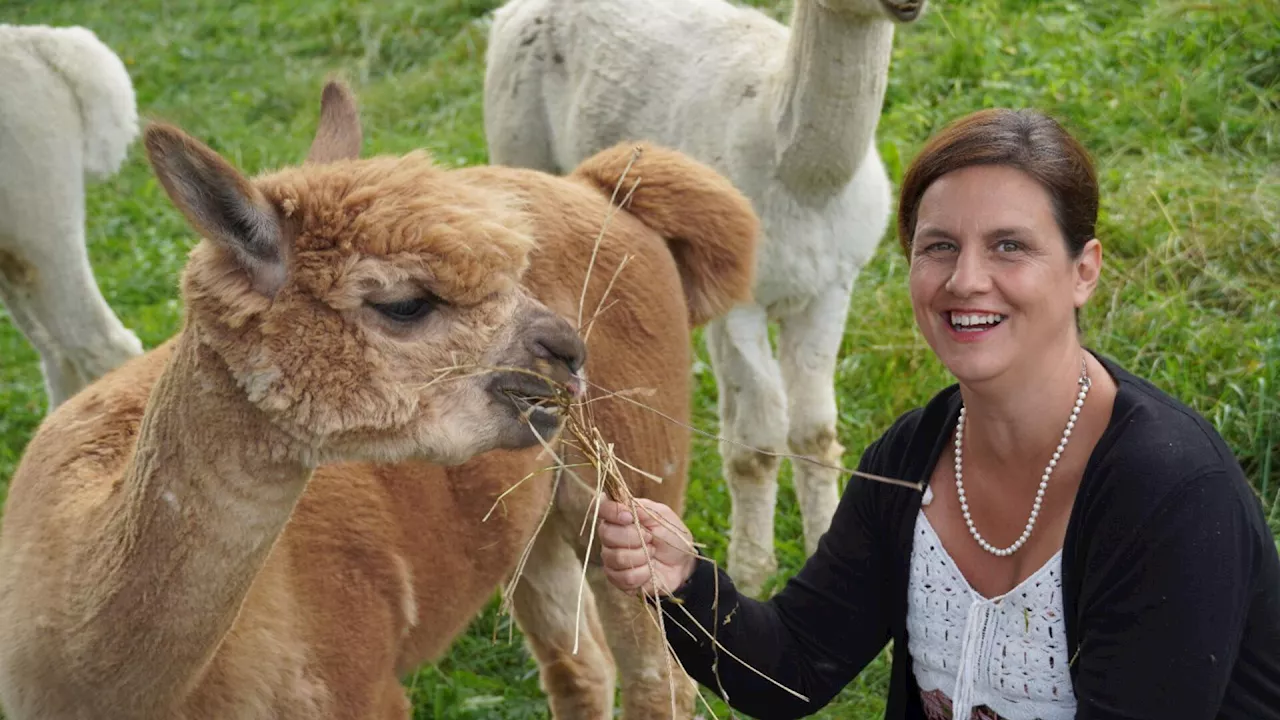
952;356;1090;557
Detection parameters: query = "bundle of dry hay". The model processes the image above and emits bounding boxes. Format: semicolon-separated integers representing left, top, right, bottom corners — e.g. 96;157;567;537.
492;370;839;718
464;145;923;718
434;147;922;718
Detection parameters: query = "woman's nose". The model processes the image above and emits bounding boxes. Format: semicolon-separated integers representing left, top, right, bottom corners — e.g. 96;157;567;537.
945;248;992;296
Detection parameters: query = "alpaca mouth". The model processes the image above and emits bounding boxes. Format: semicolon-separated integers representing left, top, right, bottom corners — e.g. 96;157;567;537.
507;392;564;427
880;0;924;21
491;374;576;437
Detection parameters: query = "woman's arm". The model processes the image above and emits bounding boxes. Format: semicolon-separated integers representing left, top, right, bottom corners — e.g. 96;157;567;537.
654;444;899;719
1071;468;1266;719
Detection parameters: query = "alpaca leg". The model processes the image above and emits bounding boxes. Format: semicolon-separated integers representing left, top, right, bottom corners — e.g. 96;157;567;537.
586;566;697;719
777;284;852;555
552;473;694;719
0;118;141;407
0;235;142;408
705;306;788;597
508;514;616;719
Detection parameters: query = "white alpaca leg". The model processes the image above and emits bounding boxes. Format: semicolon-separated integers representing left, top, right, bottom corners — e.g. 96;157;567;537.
0;143;141;407
0;24;142;407
705;305;788;597
0;239;141;408
777;283;852;555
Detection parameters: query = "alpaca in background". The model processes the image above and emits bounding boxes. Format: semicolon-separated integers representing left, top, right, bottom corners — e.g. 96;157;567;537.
484;0;928;594
0;24;143;408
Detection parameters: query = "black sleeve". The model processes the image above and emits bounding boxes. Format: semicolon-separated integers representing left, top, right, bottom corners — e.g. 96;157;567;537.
658;435;898;719
1072;469;1261;719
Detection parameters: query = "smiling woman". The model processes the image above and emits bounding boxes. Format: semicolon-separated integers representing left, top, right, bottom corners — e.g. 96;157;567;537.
595;108;1280;720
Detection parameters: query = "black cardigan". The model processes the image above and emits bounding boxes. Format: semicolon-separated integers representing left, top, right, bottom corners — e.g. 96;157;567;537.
661;354;1280;719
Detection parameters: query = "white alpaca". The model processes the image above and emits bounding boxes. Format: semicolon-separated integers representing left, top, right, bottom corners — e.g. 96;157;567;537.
0;24;143;408
484;0;927;594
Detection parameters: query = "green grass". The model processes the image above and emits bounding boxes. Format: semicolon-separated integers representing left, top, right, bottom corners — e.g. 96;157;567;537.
2;0;1276;717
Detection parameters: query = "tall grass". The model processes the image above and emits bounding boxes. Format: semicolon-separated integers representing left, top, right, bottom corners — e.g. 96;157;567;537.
1;0;1276;717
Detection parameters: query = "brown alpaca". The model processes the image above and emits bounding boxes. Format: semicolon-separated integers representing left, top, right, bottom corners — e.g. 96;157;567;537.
0;81;757;720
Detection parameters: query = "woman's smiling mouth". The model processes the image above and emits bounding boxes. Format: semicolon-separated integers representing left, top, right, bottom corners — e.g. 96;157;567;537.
945;310;1007;339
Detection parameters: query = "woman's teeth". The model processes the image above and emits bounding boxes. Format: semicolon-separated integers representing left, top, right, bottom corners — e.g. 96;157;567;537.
949;312;1006;330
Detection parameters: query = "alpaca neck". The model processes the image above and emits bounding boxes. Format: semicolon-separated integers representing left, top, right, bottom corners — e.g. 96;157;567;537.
72;327;311;714
773;0;895;197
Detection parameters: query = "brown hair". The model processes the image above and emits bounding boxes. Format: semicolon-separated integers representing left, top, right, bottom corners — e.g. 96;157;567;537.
896;108;1099;258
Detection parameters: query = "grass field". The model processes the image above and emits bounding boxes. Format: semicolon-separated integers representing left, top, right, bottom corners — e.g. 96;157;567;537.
1;0;1277;717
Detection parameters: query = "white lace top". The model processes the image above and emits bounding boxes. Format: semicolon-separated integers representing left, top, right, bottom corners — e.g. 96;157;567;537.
906;503;1076;720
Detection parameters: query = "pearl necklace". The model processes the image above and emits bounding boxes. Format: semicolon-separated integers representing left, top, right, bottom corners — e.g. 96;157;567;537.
954;358;1092;557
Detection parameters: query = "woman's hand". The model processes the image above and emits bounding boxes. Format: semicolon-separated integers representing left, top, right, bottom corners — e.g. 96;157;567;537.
597;497;698;597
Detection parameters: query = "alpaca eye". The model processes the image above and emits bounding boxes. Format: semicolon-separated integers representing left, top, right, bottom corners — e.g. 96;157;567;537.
371;297;437;322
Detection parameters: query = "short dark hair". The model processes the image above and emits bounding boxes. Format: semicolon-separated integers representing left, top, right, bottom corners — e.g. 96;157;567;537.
897;108;1099;259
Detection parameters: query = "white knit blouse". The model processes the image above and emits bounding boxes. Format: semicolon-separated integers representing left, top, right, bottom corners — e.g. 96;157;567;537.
905;499;1077;720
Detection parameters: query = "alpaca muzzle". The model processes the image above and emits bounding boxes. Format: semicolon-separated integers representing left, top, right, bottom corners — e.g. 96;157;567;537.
488;308;588;443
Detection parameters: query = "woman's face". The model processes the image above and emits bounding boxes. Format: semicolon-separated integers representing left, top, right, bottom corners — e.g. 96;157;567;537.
907;164;1101;386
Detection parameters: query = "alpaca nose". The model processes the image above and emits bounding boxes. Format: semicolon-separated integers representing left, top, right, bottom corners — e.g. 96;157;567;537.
536;334;586;373
532;329;586;373
528;315;587;391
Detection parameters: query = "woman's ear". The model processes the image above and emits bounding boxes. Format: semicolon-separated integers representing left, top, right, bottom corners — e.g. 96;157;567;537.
1073;237;1103;307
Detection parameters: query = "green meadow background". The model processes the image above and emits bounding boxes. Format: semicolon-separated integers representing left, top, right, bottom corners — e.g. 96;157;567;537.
1;0;1276;717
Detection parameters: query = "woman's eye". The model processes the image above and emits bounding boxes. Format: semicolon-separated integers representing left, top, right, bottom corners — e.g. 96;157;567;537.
924;241;956;253
996;239;1022;253
372;297;437;322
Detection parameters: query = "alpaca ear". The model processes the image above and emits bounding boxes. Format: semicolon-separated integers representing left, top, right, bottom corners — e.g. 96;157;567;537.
144;123;286;296
305;79;362;164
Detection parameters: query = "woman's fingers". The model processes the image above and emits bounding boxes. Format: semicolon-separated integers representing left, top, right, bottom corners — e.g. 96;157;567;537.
596;517;650;549
597;498;694;566
646;518;694;558
596;498;699;597
601;498;685;539
604;564;652;593
633;497;681;529
597;498;635;524
597;518;687;563
603;542;669;570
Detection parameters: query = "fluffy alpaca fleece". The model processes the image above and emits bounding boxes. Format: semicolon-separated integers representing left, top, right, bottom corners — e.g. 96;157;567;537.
484;0;927;595
0;81;757;720
0;24;144;408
